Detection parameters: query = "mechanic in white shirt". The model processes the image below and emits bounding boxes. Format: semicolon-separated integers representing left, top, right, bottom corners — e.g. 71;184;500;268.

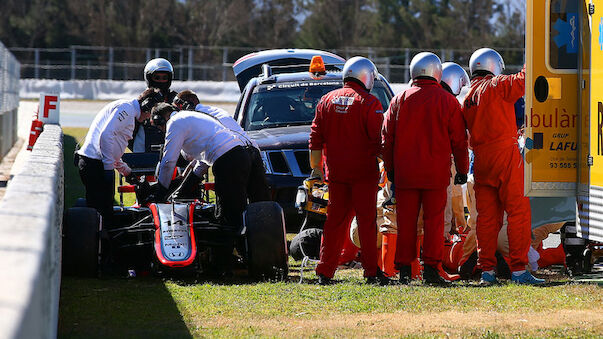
76;88;163;220
171;90;269;202
151;103;267;230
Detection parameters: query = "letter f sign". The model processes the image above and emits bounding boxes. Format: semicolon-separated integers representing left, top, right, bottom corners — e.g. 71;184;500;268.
39;93;60;124
43;95;57;118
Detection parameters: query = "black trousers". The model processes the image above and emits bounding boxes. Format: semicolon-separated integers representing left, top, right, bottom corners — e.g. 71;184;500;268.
247;146;271;202
77;155;115;221
212;145;270;228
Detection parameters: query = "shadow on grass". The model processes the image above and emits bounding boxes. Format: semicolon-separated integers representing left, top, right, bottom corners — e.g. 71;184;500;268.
63;131;122;209
61;129;192;338
58;276;192;339
63;133;86;209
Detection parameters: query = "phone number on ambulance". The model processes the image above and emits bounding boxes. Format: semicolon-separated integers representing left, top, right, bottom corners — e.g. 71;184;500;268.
549;162;577;168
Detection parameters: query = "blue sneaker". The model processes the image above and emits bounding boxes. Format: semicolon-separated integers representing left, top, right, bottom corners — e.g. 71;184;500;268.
511;271;545;285
479;271;499;286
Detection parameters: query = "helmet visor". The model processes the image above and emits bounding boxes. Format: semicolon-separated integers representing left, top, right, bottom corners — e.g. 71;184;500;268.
152;72;170;82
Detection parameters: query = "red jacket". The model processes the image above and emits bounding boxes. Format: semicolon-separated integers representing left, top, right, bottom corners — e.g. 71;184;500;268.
382;79;469;189
462;67;525;152
309;81;384;184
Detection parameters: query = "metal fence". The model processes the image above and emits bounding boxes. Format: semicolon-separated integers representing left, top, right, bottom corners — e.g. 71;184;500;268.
0;41;20;161
9;45;524;83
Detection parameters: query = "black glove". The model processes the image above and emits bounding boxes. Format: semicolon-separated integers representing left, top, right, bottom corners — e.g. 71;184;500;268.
124;173;139;185
454;173;467;185
381;196;396;210
381;184;396;210
387;169;394;186
172;171;202;199
144;183;169;204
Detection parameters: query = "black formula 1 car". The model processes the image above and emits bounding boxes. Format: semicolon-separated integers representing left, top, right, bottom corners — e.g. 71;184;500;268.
62;152;289;280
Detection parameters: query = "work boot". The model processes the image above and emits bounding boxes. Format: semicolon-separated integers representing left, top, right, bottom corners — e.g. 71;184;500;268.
479;271;499;286
366;269;393;286
511;271;545;285
423;264;451;286
398;265;412;285
317;274;333;286
459;252;478;280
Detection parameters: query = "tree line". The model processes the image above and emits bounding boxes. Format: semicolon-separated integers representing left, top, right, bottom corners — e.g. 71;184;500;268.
0;0;524;51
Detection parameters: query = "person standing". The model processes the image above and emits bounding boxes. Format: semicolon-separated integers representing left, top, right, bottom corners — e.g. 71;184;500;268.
132;58;178;152
76;88;162;221
462;48;544;285
309;56;389;285
382;52;469;285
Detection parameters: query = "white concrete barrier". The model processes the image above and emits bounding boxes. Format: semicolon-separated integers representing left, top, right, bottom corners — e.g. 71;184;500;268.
0;124;63;339
20;79;242;103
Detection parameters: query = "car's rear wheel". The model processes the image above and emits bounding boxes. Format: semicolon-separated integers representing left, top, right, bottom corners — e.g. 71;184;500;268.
244;201;288;280
62;207;100;277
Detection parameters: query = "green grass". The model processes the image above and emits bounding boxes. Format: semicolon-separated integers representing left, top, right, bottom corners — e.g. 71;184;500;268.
60;127;603;338
59;270;603;338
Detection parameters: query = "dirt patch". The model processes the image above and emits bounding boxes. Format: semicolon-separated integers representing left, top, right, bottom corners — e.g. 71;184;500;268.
195;309;603;337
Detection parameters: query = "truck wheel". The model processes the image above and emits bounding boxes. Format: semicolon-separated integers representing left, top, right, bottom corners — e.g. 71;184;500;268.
244;201;288;281
562;222;588;277
62;207;100;277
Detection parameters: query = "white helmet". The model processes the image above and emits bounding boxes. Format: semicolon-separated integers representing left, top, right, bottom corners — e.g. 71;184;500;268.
144;58;174;92
342;56;378;90
441;62;470;96
410;52;442;82
469;48;505;76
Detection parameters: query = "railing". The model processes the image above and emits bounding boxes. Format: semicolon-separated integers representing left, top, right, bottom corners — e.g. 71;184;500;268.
9;45;524;84
0;41;20;161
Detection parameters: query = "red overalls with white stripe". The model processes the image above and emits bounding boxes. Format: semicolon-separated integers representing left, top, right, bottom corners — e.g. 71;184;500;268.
309;81;384;278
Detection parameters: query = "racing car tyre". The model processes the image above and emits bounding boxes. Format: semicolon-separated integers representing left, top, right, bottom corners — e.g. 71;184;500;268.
63;207;100;277
244;201;288;280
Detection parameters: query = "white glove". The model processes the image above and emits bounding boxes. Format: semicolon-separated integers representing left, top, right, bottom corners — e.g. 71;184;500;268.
115;161;132;176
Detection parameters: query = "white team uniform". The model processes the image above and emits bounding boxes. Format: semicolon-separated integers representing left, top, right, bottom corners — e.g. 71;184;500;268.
78;99;140;170
157;110;244;187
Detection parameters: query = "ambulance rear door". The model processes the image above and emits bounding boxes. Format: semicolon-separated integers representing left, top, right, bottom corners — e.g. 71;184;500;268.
576;0;603;242
525;0;580;197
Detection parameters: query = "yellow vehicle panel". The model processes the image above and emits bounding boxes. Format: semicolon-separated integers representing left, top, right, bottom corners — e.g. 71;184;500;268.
525;0;580;196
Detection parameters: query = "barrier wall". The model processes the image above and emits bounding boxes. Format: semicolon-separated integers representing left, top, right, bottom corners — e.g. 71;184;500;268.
20;79;242;102
0;125;63;339
0;42;20;160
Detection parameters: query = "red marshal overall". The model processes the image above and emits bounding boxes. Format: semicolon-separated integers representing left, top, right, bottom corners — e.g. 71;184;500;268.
309;81;384;278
